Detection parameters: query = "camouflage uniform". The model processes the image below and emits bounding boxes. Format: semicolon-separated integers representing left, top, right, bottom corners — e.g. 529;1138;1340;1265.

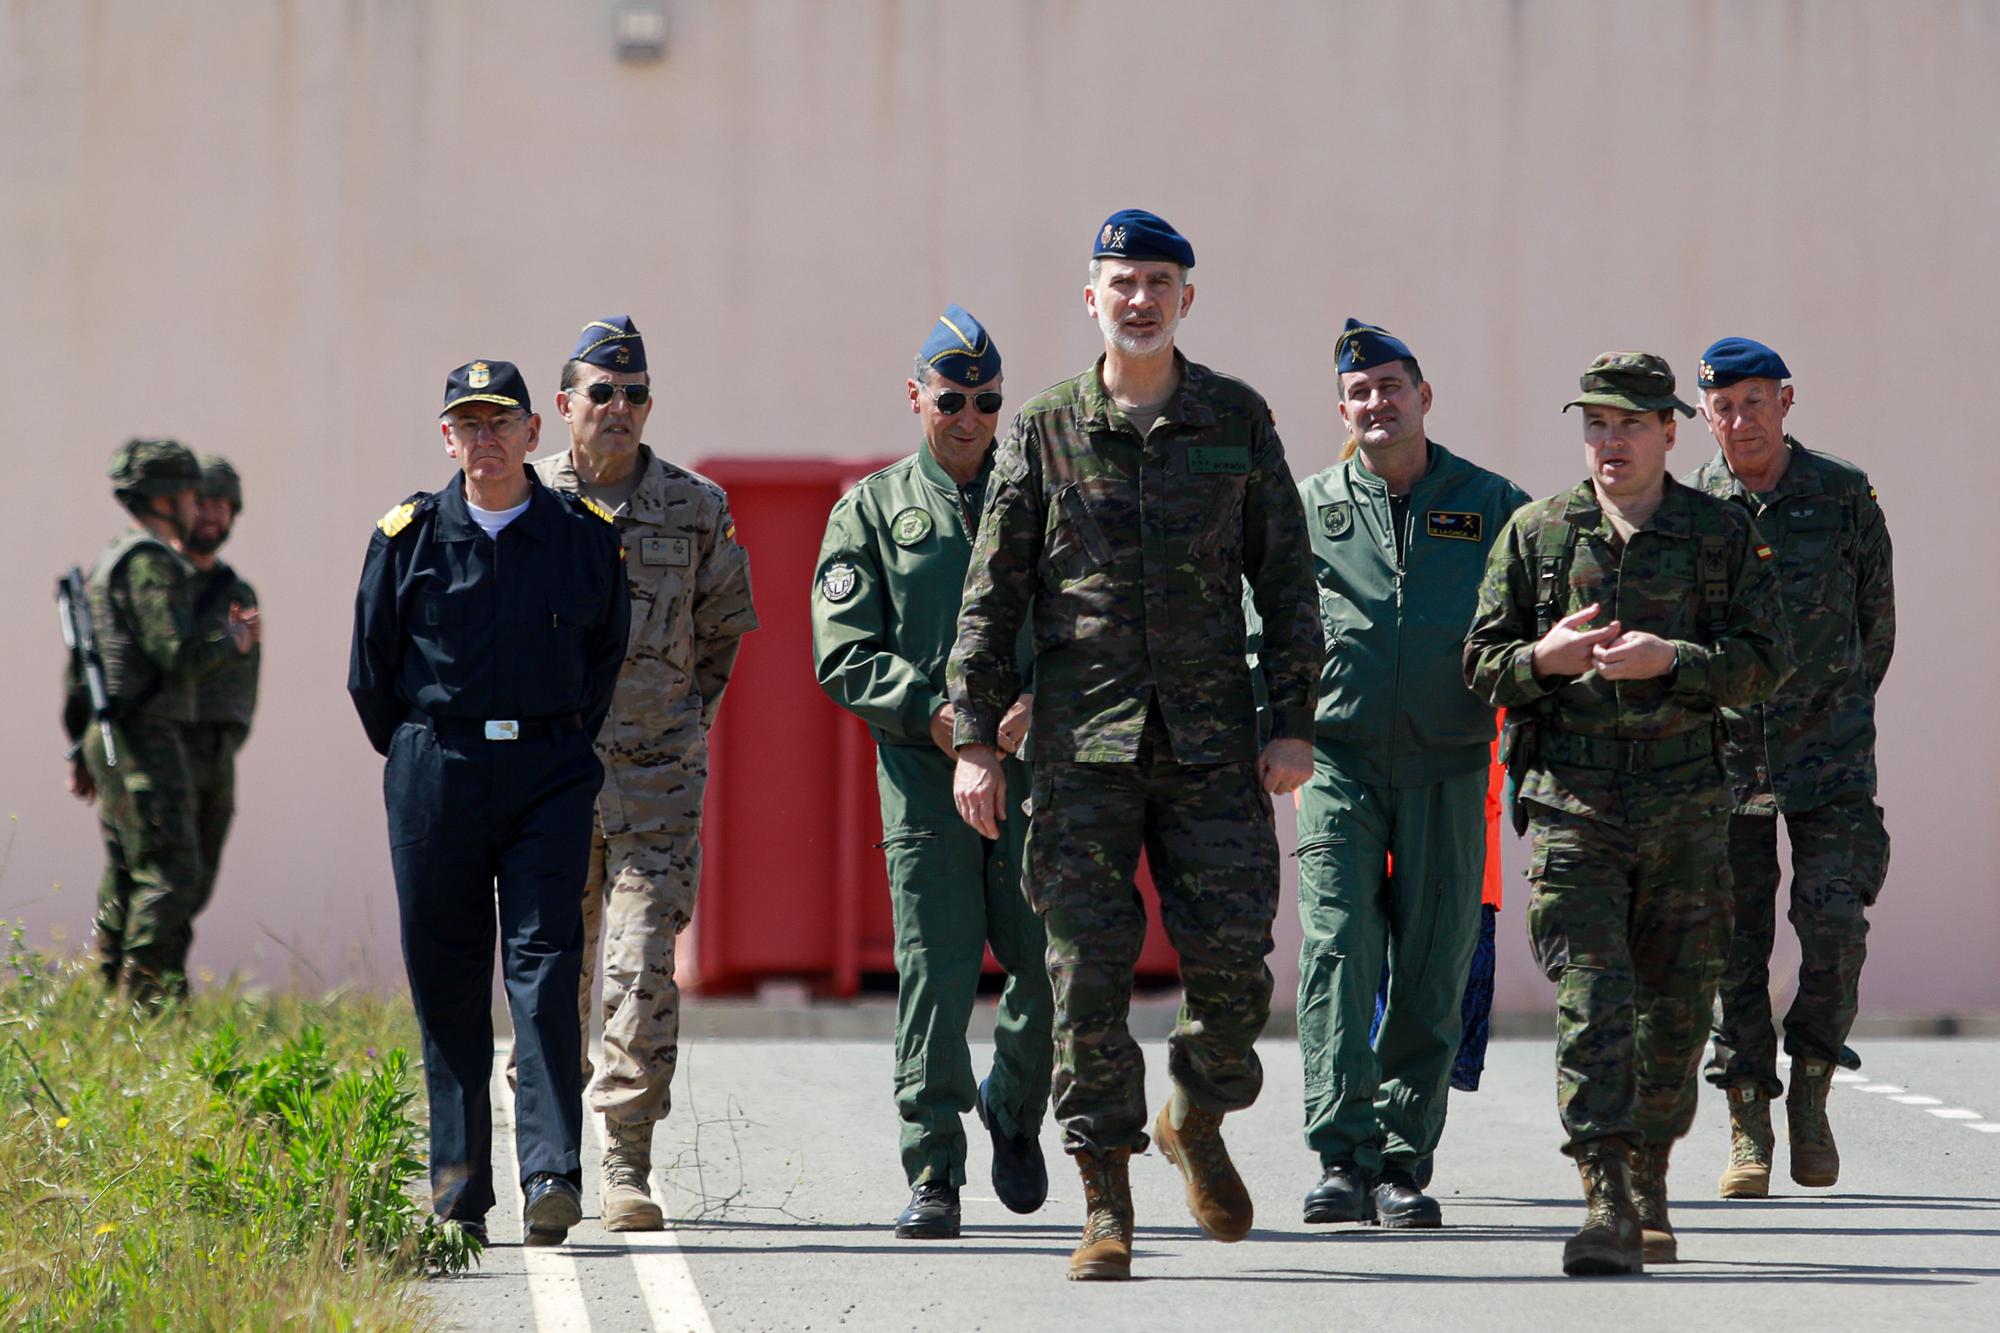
1687;439;1894;1094
532;443;757;1127
185;562;259;922
949;353;1321;1154
1464;476;1791;1153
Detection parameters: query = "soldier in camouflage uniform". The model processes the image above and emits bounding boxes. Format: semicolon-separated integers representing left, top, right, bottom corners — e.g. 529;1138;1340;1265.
64;440;259;1003
949;211;1321;1280
531;317;759;1231
1464;353;1791;1275
812;306;1052;1240
177;455;261;928
1685;338;1895;1199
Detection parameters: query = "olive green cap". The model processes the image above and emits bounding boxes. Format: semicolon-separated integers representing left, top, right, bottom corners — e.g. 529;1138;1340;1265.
1562;351;1696;417
108;438;201;497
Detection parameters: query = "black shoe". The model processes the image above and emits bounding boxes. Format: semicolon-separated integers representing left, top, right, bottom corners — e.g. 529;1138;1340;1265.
895;1180;962;1239
1373;1169;1443;1229
522;1173;582;1247
1303;1161;1376;1225
976;1076;1048;1214
1412;1156;1434;1190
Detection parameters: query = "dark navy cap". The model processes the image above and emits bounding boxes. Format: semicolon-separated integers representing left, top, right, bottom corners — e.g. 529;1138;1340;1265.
1092;209;1195;268
441;360;531;415
572;316;647;373
1697;337;1791;389
918;305;1002;386
1334;318;1417;374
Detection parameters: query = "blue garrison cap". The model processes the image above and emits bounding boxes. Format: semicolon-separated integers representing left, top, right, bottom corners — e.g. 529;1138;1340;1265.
1092;209;1195;268
572;316;647;373
918;305;1002;386
1334;318;1418;374
442;359;531;415
1698;337;1791;389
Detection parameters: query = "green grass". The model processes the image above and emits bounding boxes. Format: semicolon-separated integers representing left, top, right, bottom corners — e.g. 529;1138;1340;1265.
0;923;473;1331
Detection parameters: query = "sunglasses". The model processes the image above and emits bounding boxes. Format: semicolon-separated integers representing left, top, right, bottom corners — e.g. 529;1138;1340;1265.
933;391;1004;415
576;381;651;406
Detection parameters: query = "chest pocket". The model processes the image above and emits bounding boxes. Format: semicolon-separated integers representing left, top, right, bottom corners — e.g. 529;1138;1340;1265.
1776;506;1852;603
1188;475;1247;558
628;533;696;650
550;592;605;630
422;595;465;626
1046;482;1113;574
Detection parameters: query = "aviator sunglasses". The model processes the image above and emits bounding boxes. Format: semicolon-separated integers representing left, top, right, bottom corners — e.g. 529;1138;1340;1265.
933;390;1004;415
576;381;652;406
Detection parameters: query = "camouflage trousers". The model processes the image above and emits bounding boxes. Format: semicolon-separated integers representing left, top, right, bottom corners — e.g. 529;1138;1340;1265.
878;744;1052;1188
184;719;248;924
1027;750;1279;1156
1706;794;1890;1097
85;715;202;998
1525;805;1731;1154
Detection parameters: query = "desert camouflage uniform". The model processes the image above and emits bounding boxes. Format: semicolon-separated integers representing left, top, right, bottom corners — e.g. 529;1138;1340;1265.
949;353;1321;1154
184;563;260;922
534;444;758;1126
1687;440;1894;1095
1464;477;1791;1154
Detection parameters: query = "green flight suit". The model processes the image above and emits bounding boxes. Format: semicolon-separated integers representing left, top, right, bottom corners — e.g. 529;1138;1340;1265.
812;443;1051;1188
1294;442;1528;1174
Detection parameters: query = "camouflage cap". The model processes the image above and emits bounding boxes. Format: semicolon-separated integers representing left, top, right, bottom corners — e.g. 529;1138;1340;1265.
108;438;201;497
1563;351;1695;418
198;454;243;511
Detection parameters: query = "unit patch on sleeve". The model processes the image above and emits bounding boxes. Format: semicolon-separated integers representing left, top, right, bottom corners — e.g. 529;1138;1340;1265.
820;561;859;602
1425;510;1482;542
641;536;691;567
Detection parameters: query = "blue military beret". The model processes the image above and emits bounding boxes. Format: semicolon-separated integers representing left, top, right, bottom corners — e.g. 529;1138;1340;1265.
918;305;1002;386
1698;337;1791;389
1092;208;1195;268
572;315;647;373
1334;318;1417;374
442;359;531;414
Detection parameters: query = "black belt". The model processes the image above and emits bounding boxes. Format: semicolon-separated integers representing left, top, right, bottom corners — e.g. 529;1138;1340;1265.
408;710;582;741
1540;726;1713;774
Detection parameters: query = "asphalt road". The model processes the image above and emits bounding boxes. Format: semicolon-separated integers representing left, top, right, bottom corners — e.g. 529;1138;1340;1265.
432;1036;2000;1332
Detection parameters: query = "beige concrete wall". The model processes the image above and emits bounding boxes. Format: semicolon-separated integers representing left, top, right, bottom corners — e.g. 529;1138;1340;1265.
3;1;1992;1015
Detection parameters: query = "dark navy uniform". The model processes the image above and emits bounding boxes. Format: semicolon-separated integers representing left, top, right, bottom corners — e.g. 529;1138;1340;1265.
349;465;630;1228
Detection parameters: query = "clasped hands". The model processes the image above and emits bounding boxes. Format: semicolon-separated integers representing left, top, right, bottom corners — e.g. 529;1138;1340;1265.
1531;602;1676;682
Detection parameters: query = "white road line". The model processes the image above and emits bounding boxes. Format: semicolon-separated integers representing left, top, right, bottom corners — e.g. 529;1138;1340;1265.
583;1115;717;1333
1967;1123;2000;1134
1890;1094;1942;1105
1855;1083;1904;1093
491;1057;593;1332
1927;1107;1982;1120
1830;1070;1868;1084
1832;1066;1995;1140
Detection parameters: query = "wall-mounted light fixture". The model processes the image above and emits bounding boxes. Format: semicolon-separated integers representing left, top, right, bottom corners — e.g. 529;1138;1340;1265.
613;2;667;63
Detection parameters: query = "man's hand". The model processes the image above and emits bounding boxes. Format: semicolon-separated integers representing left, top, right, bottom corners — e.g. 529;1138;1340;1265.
953;744;1007;839
1593;630;1678;681
228;603;261;655
928;703;958;758
1257;737;1313;795
997;692;1034;756
67;757;95;804
1531;603;1621;679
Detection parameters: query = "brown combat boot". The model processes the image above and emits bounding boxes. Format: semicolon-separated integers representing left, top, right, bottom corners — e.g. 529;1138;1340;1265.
1630;1141;1676;1263
601;1118;665;1231
1787;1059;1840;1188
1153;1089;1254;1242
1562;1142;1643;1277
1070;1150;1134;1281
1718;1084;1775;1199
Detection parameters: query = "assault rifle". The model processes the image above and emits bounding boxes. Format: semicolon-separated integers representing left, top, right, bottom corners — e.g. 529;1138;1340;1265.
56;567;117;767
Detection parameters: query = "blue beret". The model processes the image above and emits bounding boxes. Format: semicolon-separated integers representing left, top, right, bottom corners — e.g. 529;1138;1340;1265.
918;305;1002;386
442;359;531;414
1698;337;1790;389
1334;318;1417;374
572;315;647;373
1092;209;1195;268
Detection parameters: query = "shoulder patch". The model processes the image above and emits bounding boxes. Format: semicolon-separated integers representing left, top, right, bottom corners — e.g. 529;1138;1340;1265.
1754;543;1774;561
1319;501;1353;538
1868;485;1878;500
580;495;616;524
820;561;859;602
377;502;418;538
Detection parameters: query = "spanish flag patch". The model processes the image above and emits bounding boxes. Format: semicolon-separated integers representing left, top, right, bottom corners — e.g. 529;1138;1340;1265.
1754;543;1774;560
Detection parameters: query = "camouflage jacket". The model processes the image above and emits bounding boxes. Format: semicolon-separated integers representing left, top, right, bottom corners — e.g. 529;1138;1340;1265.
1685;439;1894;813
812;443;1032;748
191;562;260;734
72;530;238;727
533;445;758;832
949;353;1321;764
1463;477;1793;825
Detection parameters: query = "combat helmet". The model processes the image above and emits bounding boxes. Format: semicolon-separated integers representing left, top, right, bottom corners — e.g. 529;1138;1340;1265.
109;438;201;499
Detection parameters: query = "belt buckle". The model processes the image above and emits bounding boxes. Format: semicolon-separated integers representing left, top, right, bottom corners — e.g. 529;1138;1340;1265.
485;720;520;742
1624;739;1647;775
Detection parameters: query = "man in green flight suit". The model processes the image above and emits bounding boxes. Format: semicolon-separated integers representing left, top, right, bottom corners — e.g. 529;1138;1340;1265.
64;439;259;1003
950;211;1321;1281
1685;338;1895;1200
812;306;1052;1241
1294;320;1529;1230
1464;353;1791;1276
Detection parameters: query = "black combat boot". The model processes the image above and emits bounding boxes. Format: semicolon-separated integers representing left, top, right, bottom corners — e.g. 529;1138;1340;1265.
1302;1161;1375;1225
1372;1167;1443;1229
1562;1142;1643;1277
976;1075;1048;1214
894;1180;961;1239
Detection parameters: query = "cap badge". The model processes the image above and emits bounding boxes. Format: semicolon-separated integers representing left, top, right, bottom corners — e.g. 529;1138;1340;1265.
1100;223;1114;246
613;346;631;366
963;366;981;383
1699;359;1714;382
468;362;491;389
1107;225;1128;251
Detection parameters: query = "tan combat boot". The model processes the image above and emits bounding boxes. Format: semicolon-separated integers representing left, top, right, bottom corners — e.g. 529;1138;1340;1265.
1152;1089;1253;1242
1070;1150;1134;1281
601;1118;665;1231
1562;1142;1643;1277
1718;1084;1774;1199
1787;1059;1840;1188
1630;1141;1676;1263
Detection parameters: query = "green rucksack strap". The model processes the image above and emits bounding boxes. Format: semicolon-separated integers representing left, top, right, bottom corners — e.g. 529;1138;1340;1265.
1533;515;1577;638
